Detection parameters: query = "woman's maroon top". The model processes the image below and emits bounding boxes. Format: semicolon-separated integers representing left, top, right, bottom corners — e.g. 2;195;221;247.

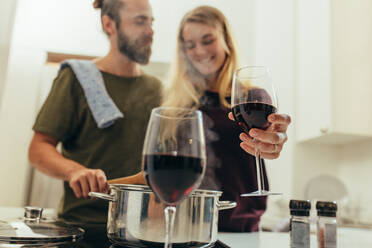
198;91;268;232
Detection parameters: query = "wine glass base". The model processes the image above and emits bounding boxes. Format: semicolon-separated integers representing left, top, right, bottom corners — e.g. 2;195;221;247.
241;190;282;197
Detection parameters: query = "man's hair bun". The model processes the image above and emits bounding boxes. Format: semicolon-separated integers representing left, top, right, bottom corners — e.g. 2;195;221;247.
93;0;104;9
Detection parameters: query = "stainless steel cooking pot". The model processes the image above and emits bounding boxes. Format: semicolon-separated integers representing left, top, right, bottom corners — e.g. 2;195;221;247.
89;184;236;247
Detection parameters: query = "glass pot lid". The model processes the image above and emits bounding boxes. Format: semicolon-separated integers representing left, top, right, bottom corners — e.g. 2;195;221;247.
0;207;84;244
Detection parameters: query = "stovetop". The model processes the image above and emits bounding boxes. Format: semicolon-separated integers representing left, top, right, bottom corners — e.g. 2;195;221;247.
109;240;231;248
0;239;230;248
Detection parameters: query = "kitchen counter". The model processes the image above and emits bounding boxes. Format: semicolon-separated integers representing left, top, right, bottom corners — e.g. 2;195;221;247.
2;207;372;247
219;228;372;247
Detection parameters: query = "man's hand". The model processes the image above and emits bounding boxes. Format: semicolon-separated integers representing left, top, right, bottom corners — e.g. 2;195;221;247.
228;112;291;159
68;168;109;198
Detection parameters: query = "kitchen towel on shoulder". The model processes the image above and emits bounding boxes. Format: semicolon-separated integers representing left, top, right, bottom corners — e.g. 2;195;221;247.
60;59;124;128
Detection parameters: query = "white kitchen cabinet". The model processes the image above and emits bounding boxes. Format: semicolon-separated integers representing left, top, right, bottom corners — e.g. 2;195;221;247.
296;0;372;144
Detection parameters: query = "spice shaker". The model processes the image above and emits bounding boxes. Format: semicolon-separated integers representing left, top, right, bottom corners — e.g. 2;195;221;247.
289;199;311;248
316;201;337;248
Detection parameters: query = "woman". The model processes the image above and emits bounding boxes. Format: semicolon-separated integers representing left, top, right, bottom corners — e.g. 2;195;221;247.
161;5;290;232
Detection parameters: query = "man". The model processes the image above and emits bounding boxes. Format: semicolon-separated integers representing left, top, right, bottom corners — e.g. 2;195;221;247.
28;0;160;246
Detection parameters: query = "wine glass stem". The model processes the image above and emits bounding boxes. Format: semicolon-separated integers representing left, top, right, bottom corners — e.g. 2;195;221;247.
164;205;176;248
255;144;264;193
259;153;265;191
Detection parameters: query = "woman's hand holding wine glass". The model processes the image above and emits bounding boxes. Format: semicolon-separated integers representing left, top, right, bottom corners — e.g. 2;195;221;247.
231;66;291;197
228;112;291;159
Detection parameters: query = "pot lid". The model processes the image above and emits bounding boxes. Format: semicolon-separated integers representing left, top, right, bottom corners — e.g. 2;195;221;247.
0;207;84;244
110;184;223;196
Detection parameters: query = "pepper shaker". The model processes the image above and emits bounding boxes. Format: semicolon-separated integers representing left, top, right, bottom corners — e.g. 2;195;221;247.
289;199;311;248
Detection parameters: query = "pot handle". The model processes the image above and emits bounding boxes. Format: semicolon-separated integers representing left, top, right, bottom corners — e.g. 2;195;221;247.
217;201;237;211
88;192;116;202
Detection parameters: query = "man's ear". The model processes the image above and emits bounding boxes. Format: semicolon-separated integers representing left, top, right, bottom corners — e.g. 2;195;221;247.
101;15;116;36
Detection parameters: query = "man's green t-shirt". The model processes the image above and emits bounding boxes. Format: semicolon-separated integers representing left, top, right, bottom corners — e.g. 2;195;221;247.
33;67;162;225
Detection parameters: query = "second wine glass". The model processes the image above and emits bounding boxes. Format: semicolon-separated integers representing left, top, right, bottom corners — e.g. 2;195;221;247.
231;66;282;197
142;107;206;248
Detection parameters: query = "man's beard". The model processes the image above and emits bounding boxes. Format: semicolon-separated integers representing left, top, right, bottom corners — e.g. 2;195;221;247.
117;30;152;65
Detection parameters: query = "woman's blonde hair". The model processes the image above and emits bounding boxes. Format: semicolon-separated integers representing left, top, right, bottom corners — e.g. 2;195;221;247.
162;5;239;109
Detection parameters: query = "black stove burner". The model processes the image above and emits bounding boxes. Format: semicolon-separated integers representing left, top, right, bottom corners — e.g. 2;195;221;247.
109;240;231;248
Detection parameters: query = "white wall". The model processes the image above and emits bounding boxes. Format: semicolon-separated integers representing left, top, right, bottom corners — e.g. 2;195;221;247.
10;0;256;63
0;0;18;105
0;48;46;206
11;0;107;57
339;140;372;223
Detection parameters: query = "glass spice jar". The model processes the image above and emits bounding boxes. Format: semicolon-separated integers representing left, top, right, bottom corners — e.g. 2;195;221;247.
316;201;337;248
289;199;311;248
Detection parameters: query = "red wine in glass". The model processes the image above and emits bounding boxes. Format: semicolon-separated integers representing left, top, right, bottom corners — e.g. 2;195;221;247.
144;154;204;205
232;102;277;133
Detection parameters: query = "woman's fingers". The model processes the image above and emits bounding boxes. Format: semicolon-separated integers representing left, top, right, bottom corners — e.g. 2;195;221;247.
240;142;255;156
240;142;280;159
228;112;235;121
249;128;287;145
268;113;291;126
239;132;253;143
240;142;281;159
239;132;284;159
233;112;291;160
270;123;290;133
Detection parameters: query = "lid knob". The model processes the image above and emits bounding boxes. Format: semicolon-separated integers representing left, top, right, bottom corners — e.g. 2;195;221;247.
24;206;44;220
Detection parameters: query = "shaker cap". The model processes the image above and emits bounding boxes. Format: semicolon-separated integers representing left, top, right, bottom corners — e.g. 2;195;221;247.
289;200;311;216
316;201;337;217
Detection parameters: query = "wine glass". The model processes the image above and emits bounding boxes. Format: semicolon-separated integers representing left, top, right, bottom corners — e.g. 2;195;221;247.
142;107;206;248
231;66;282;197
